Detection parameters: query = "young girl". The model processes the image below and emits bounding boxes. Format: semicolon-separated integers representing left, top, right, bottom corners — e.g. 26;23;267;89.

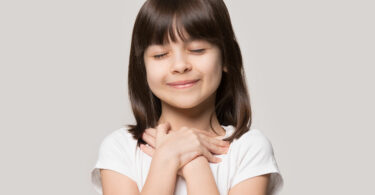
91;0;284;194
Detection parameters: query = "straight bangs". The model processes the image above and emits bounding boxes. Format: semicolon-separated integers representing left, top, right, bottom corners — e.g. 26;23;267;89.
134;0;223;56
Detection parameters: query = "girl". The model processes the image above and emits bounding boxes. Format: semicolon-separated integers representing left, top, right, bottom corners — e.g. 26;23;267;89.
91;0;284;194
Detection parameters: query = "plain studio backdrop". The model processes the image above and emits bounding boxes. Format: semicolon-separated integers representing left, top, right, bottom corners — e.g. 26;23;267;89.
0;0;374;194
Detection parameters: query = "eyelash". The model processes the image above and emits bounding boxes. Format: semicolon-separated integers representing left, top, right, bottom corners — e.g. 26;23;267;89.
153;49;206;59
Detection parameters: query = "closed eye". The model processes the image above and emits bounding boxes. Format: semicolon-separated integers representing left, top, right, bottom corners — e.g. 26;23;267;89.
153;53;167;59
190;49;205;53
153;49;205;59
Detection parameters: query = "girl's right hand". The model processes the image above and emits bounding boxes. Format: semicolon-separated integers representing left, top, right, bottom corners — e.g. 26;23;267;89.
142;122;230;170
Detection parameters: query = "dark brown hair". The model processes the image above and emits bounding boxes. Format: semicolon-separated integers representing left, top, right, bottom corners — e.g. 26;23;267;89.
125;0;252;146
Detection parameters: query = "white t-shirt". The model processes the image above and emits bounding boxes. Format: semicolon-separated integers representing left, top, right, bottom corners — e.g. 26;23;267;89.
91;125;284;194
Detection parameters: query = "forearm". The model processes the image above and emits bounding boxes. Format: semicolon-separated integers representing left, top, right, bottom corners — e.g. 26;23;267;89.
183;156;220;195
141;150;179;195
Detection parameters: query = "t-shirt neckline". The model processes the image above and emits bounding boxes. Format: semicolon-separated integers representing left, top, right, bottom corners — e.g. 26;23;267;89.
219;125;235;139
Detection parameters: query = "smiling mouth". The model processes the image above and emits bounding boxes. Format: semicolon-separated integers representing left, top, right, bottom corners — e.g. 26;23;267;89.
167;79;200;89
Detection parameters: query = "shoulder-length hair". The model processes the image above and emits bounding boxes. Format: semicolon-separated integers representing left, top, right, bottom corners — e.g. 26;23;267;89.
125;0;252;145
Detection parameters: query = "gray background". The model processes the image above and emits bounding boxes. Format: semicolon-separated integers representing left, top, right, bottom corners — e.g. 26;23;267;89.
1;0;374;194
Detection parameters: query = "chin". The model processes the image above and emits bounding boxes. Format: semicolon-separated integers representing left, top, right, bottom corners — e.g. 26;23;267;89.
161;96;204;109
167;100;200;109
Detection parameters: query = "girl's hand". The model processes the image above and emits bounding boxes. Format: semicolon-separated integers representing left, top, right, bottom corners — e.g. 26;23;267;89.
140;122;230;176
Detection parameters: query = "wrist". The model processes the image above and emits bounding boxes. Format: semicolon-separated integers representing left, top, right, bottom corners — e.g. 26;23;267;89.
182;156;209;177
154;148;179;171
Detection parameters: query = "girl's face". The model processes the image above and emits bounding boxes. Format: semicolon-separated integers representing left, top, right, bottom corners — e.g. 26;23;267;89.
143;33;224;109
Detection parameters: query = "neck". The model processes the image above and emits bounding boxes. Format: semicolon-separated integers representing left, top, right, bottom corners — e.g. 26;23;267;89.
157;95;226;136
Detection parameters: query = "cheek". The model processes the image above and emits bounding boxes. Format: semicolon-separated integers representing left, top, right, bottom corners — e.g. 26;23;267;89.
196;53;222;82
145;61;166;90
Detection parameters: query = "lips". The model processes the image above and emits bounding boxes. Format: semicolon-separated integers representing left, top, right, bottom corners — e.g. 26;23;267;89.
167;79;200;86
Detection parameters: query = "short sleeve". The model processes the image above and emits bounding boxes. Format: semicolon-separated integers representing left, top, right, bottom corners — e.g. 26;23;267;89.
231;130;284;194
91;130;138;194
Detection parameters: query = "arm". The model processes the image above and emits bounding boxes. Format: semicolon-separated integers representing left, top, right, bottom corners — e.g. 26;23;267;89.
101;169;140;195
228;130;279;195
182;156;220;195
141;149;179;195
139;123;230;194
228;174;270;195
100;149;179;195
182;157;271;195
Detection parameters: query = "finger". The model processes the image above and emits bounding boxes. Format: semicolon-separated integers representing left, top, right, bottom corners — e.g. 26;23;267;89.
191;128;230;146
197;132;229;147
142;132;156;148
140;144;155;157
200;136;229;155
201;147;222;163
205;135;230;147
145;128;156;138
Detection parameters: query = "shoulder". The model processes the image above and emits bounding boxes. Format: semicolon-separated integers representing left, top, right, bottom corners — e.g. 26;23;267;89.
229;128;284;194
236;129;274;153
98;127;138;155
230;128;278;170
101;127;136;145
92;127;140;193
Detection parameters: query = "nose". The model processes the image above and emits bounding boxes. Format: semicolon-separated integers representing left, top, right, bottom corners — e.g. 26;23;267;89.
170;51;192;74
